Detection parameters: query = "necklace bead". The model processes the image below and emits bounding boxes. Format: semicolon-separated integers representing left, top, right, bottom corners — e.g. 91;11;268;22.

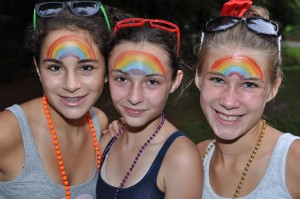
42;96;101;199
202;119;267;199
102;113;165;199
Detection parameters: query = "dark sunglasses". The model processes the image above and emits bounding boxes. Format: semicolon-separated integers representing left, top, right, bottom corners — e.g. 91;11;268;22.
203;16;281;37
114;18;181;56
33;1;111;30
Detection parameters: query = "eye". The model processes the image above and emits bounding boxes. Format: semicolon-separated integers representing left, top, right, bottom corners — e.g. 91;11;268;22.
80;65;94;71
243;82;258;88
48;64;62;72
115;76;127;83
147;79;159;85
210;77;225;84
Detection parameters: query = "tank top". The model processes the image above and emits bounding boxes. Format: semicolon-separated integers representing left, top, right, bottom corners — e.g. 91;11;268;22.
0;104;101;199
202;133;299;199
96;131;186;199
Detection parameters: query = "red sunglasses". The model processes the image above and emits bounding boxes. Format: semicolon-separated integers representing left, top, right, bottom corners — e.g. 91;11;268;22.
114;18;180;55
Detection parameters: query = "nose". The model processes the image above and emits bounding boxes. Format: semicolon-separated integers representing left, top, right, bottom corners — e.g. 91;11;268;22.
219;86;240;110
63;71;80;92
127;83;144;105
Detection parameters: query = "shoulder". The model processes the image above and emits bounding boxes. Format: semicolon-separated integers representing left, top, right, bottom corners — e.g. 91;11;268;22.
0;108;22;149
285;136;300;198
160;133;203;198
163;133;202;174
197;139;214;156
0;108;23;174
91;106;108;131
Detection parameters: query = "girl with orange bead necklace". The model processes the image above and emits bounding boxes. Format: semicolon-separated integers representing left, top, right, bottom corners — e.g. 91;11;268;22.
0;1;129;199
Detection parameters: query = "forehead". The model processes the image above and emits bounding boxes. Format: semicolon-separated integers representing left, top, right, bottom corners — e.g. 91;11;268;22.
41;30;99;58
203;46;270;78
109;41;171;74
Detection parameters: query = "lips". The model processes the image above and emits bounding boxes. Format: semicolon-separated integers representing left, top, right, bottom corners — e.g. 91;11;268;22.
60;95;87;106
123;107;146;117
215;110;243;122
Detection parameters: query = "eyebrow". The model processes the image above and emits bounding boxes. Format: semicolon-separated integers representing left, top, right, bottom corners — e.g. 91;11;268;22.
42;58;98;64
207;72;264;82
111;69;166;77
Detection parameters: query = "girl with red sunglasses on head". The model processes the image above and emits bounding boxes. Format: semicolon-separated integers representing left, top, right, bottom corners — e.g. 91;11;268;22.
0;1;131;199
196;0;300;198
96;18;203;199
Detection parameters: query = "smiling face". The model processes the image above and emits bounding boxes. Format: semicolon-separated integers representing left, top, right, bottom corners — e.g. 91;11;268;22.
108;41;182;127
195;45;281;140
37;30;106;119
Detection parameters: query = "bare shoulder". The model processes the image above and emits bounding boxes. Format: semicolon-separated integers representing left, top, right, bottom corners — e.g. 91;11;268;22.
164;134;202;172
91;106;108;131
197;139;214;155
0;109;22;151
160;134;203;198
0;109;23;177
286;136;300;198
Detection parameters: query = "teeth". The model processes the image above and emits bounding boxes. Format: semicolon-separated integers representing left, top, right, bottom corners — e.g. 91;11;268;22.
65;97;81;102
219;113;239;121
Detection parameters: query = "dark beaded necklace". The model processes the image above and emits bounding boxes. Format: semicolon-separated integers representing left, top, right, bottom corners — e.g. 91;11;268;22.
101;112;165;199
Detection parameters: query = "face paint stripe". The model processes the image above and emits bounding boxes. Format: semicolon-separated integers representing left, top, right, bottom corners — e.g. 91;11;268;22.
47;35;96;60
211;56;262;79
114;50;165;75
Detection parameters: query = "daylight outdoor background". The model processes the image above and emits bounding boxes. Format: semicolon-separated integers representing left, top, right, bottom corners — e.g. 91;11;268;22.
0;0;300;142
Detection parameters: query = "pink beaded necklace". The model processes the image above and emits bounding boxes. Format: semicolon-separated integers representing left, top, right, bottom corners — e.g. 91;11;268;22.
101;112;165;199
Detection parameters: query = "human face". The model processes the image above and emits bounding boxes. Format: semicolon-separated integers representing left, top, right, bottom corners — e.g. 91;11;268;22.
37;30;106;119
108;42;182;127
195;45;280;140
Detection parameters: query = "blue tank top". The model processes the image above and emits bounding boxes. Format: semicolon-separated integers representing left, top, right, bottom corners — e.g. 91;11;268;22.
96;131;185;199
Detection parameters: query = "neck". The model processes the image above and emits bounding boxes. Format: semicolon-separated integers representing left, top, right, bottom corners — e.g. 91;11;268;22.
120;113;164;146
46;104;89;137
214;120;264;160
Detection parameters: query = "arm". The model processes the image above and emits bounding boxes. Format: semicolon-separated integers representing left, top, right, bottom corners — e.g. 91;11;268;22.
161;137;203;199
0;110;23;181
286;139;300;199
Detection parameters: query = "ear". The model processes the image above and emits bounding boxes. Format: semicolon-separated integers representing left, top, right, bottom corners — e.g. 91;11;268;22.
170;70;183;93
195;71;202;91
267;77;282;102
33;57;41;81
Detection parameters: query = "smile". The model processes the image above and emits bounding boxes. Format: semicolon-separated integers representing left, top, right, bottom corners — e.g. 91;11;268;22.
216;111;242;122
64;97;83;102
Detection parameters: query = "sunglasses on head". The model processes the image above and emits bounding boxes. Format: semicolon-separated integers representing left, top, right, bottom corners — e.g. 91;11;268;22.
114;18;181;56
203;16;281;37
200;16;282;53
33;1;111;31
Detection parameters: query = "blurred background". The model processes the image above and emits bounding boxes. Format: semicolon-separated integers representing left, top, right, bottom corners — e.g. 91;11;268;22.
0;0;300;142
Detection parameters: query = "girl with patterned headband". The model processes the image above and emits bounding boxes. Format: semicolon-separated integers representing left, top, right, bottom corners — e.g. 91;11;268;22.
196;0;300;198
0;1;131;199
96;18;203;199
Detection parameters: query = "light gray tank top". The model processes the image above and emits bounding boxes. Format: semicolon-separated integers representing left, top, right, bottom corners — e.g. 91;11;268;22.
0;104;101;199
202;133;299;199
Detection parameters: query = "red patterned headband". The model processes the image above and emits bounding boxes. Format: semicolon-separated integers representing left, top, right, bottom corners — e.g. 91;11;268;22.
220;0;253;17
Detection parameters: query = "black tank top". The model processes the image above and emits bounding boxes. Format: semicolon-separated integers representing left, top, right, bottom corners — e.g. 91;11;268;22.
96;131;185;199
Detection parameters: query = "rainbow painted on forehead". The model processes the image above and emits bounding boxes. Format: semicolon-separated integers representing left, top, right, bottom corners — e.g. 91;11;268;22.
47;35;96;60
210;55;263;80
114;50;165;75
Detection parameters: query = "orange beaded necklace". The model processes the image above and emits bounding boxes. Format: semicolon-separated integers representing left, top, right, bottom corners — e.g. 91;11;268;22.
42;96;101;199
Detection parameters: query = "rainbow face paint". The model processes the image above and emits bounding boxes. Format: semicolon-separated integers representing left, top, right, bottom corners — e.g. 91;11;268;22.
113;50;165;75
47;35;96;60
210;55;263;80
